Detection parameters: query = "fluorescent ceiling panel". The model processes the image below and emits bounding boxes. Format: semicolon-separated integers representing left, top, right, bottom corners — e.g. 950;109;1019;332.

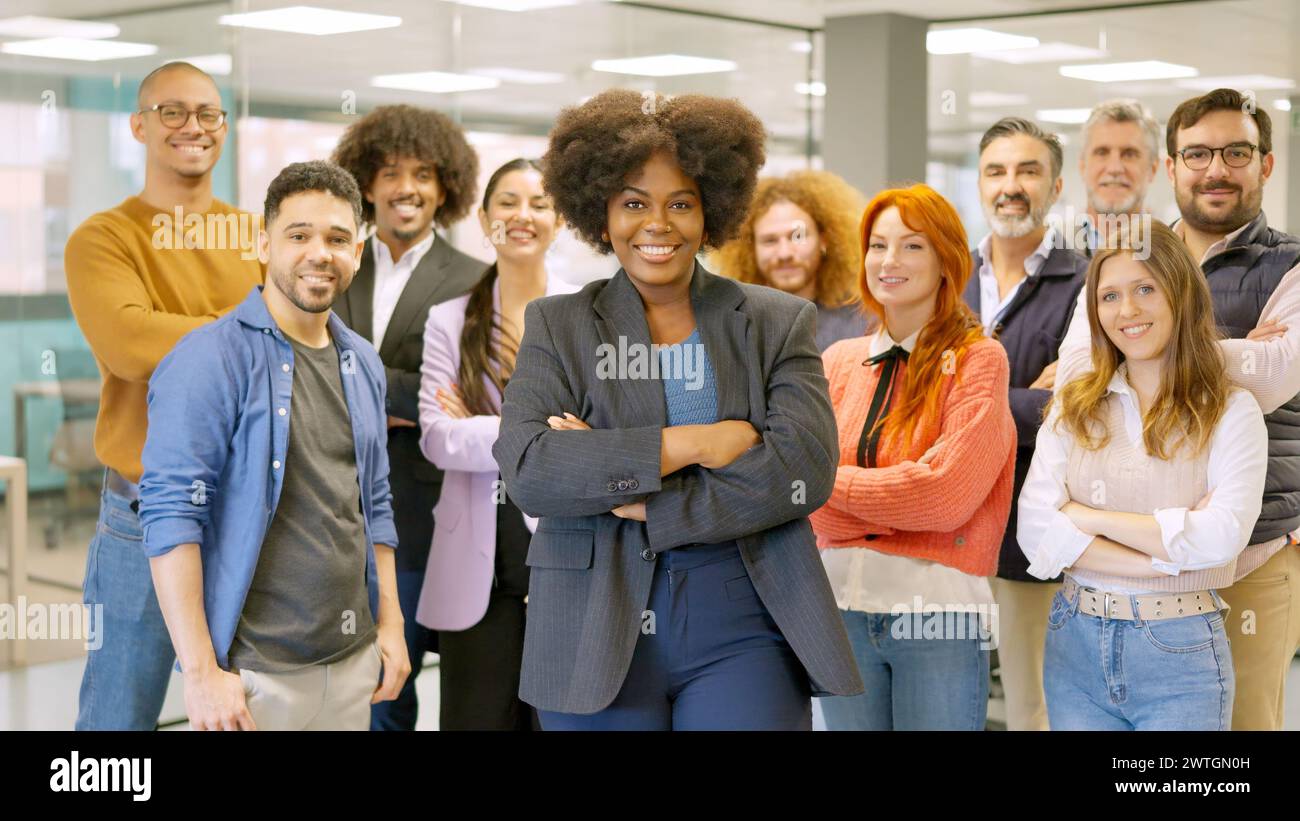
1036;108;1092;124
178;53;233;75
1060;61;1197;82
1;37;158;61
969;91;1028;107
927;28;1037;55
219;7;401;35
1176;74;1295;92
468;66;565;84
974;41;1107;64
372;71;500;93
591;54;736;77
0;16;119;39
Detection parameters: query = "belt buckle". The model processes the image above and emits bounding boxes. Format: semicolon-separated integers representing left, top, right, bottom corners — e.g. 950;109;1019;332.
1102;591;1113;619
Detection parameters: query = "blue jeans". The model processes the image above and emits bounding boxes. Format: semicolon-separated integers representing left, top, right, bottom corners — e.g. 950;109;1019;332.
539;542;811;730
820;610;990;730
76;487;176;730
369;567;437;731
1043;588;1234;730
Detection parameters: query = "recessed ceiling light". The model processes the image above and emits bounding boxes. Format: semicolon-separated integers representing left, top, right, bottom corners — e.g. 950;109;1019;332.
1274;99;1292;112
1037;108;1092;124
219;7;401;36
1060;61;1197;82
371;71;500;93
468;66;565;84
974;41;1107;64
1176;74;1295;92
796;81;825;96
591;54;736;77
1;37;158;61
0;15;120;39
969;91;1029;107
178;53;233;76
927;28;1038;56
441;0;579;9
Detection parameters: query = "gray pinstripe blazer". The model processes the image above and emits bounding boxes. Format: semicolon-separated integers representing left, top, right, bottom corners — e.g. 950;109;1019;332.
493;262;865;714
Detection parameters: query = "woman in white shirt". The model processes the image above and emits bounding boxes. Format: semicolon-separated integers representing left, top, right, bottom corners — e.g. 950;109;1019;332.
1018;219;1267;730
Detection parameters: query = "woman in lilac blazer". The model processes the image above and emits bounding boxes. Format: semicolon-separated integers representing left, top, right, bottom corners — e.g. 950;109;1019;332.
417;158;579;730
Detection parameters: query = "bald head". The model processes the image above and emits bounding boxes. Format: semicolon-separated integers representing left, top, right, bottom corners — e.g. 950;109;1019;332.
137;61;216;109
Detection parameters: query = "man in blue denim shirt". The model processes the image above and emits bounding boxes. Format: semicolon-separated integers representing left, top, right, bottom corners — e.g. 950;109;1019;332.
139;161;410;730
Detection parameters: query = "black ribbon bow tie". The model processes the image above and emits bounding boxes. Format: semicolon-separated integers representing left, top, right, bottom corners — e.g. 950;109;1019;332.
864;344;910;367
857;344;909;468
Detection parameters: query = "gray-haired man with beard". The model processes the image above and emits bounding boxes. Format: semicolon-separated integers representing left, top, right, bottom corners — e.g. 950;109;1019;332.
1078;99;1161;255
966;117;1088;730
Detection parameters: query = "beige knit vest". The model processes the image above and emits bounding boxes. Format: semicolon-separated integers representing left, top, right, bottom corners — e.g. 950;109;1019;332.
1065;395;1235;592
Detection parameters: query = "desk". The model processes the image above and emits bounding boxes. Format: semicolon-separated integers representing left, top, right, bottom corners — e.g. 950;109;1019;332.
0;456;27;666
12;379;101;463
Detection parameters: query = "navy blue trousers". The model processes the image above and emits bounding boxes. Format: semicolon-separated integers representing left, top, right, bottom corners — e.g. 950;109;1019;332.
539;542;811;730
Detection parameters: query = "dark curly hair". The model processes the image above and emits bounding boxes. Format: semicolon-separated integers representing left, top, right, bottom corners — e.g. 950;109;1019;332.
542;89;767;254
264;160;363;230
331;104;479;228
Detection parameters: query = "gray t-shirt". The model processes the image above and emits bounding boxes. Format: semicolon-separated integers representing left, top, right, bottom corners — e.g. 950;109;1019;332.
228;333;376;673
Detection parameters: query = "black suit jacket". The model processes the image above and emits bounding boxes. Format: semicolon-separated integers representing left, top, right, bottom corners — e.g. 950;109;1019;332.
334;234;487;571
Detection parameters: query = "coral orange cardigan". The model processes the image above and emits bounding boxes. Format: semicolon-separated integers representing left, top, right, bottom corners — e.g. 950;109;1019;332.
810;335;1016;576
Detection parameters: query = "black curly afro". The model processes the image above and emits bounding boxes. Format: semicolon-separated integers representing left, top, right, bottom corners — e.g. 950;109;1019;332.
542;89;767;254
332;104;479;228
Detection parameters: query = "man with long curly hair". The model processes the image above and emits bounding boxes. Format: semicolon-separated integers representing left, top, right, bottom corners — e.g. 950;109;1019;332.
713;170;872;350
330;104;487;730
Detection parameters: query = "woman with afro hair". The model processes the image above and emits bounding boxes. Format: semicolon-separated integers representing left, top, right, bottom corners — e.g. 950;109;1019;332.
491;89;863;730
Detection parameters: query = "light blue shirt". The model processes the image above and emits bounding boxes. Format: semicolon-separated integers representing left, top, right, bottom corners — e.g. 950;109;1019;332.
138;286;398;670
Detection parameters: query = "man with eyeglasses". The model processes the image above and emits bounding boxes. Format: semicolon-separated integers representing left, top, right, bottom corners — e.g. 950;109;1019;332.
1056;88;1300;730
65;61;264;730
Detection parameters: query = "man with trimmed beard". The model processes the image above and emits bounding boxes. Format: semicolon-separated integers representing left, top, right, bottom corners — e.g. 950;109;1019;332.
140;161;409;730
966;117;1088;731
1057;89;1300;730
1078;99;1160;256
331;105;487;730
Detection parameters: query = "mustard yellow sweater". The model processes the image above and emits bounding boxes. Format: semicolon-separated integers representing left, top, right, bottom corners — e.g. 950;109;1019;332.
65;196;264;481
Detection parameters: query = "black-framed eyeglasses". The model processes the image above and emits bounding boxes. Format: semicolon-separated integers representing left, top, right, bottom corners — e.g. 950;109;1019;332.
138;104;227;131
1176;143;1257;170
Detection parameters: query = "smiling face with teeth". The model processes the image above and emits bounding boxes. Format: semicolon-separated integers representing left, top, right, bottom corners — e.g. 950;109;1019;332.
131;65;226;182
479;167;558;267
260;190;364;318
863;206;943;338
366;155;445;252
605;150;705;294
1095;253;1173;365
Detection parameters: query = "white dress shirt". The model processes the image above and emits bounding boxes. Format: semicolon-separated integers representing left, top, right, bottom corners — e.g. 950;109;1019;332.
1018;365;1268;593
371;231;435;347
820;325;997;615
975;226;1057;335
1052;216;1300;570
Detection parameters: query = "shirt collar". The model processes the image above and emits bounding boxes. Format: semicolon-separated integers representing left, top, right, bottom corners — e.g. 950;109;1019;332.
373;229;436;270
1173;211;1264;262
233;284;350;342
869;324;921;357
1105;362;1135;398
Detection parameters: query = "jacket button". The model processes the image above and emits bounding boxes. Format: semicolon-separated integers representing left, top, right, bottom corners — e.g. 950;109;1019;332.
955;536;966;545
607;481;618;492
617;480;629;491
640;547;654;562
629;479;639;490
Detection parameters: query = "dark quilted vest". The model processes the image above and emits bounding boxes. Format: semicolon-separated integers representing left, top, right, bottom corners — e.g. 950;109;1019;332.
1199;213;1300;543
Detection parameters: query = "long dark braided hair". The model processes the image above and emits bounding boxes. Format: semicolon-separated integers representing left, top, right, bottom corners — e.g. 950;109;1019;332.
456;158;544;416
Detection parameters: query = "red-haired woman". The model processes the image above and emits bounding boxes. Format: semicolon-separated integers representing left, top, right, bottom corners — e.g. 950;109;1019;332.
810;183;1016;730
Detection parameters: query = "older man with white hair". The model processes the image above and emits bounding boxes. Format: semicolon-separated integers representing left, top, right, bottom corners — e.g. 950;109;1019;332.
1078;99;1161;255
